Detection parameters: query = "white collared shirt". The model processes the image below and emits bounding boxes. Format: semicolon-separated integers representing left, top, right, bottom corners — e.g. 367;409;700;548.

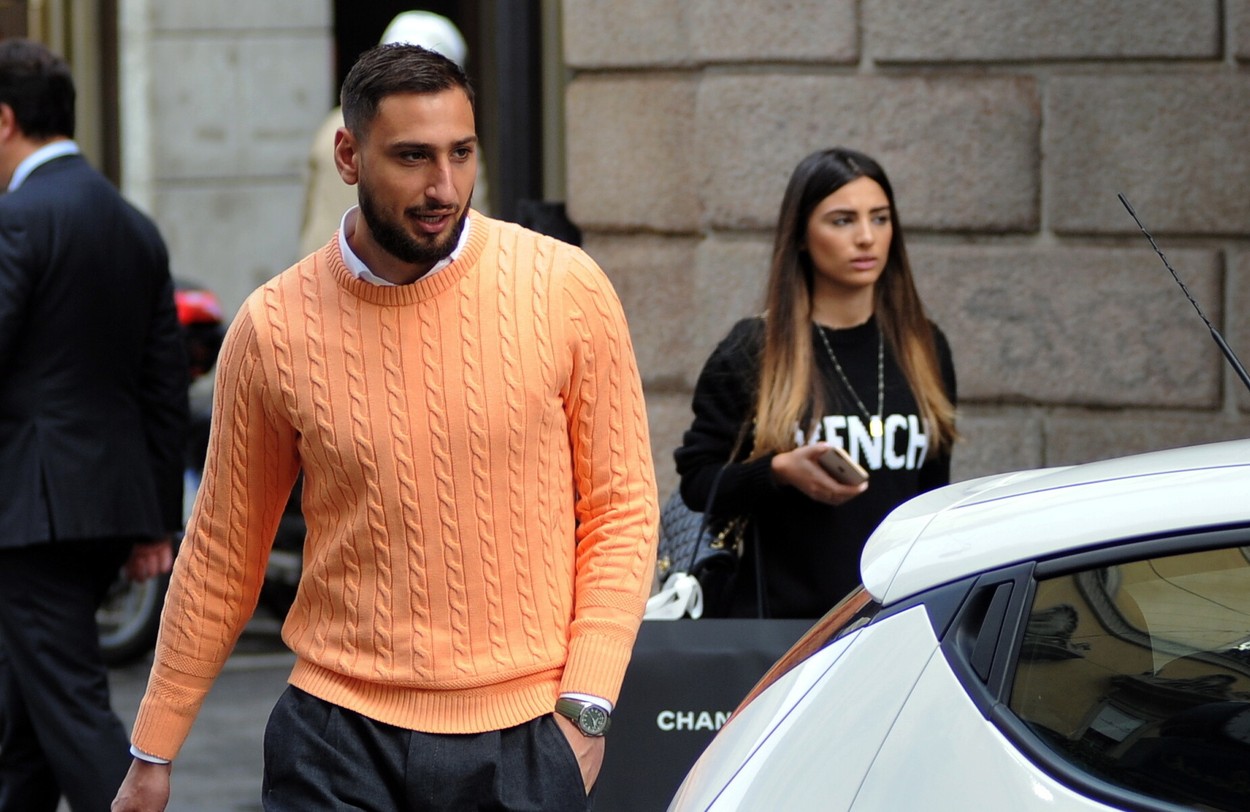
8;139;80;192
337;206;472;286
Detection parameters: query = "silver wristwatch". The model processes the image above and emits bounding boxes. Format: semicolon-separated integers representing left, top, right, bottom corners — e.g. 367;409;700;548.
554;697;611;737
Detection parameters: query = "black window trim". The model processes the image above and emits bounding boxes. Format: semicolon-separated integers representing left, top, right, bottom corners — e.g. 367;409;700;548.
1031;524;1250;580
870;573;977;642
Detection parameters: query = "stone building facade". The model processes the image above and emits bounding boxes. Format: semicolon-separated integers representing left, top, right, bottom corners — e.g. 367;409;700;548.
0;0;336;333
4;1;1249;497
115;1;335;315
562;0;1250;495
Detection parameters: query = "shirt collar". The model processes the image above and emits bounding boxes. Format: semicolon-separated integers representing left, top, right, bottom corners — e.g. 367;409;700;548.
338;207;473;286
8;140;80;192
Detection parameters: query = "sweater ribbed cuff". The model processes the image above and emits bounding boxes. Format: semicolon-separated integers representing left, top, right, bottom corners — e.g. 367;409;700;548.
129;667;216;762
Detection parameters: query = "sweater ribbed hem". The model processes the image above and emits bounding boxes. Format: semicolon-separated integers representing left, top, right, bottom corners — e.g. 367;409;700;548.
288;658;564;734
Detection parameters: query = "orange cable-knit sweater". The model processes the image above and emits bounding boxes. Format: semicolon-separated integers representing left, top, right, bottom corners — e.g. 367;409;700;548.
131;214;659;760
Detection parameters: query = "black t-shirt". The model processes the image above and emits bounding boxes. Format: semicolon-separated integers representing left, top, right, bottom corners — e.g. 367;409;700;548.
673;316;957;618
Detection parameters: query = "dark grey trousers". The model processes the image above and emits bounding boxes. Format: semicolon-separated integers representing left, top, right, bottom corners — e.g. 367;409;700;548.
0;538;135;812
262;686;592;811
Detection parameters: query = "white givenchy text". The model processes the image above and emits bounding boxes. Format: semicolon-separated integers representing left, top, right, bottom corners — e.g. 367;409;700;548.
802;412;930;471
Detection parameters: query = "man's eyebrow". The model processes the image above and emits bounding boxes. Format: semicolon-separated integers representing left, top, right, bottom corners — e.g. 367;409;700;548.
390;135;479;151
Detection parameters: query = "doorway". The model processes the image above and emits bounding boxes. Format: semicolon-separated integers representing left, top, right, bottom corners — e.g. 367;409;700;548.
330;1;545;222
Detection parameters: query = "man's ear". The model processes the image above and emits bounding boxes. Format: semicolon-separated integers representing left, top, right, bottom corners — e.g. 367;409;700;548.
333;126;360;186
0;103;17;141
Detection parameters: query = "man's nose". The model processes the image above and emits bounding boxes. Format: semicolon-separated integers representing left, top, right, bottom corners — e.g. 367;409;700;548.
426;160;456;204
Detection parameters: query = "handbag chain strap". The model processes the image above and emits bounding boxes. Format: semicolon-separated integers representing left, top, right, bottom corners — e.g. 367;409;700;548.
689;463;732;565
696;463;767;618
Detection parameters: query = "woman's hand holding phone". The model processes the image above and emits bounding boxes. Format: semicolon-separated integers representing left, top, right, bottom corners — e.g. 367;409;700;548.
817;445;869;485
771;444;869;506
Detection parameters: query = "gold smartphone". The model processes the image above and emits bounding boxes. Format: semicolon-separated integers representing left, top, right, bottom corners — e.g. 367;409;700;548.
817;446;869;486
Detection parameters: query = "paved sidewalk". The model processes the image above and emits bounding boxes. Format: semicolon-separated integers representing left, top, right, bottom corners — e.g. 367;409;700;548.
63;616;293;812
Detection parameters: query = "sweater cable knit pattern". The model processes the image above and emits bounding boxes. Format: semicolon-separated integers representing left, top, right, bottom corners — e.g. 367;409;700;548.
379;302;434;681
341;289;396;677
503;230;547;661
533;245;565;639
421;300;474;674
129;214;658;761
458;255;509;670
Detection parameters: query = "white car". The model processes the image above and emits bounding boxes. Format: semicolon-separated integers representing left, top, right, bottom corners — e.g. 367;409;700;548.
669;439;1250;811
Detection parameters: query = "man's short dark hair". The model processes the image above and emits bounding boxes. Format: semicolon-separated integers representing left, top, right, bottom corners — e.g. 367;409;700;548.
340;43;474;139
0;38;75;140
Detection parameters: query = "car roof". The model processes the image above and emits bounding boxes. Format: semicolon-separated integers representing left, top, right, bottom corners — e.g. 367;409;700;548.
861;439;1250;606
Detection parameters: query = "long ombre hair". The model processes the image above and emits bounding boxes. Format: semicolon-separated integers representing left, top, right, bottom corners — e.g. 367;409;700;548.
749;147;956;459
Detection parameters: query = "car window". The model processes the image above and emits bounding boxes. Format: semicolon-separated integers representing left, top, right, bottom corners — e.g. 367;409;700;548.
1010;545;1250;811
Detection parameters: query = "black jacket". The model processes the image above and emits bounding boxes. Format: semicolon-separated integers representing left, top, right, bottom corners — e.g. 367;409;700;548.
0;153;188;547
674;316;956;618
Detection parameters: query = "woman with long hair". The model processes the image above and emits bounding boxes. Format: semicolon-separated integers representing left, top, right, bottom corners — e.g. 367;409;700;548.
674;147;957;618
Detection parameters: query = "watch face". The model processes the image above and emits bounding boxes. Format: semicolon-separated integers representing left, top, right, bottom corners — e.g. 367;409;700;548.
580;705;609;736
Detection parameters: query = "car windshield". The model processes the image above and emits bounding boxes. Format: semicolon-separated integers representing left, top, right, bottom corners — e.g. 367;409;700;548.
734;586;879;712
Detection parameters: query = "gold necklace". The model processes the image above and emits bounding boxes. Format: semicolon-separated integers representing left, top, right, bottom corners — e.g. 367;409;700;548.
816;322;884;438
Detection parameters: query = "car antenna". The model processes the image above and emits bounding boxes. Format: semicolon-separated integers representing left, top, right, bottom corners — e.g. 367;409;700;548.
1118;193;1250;393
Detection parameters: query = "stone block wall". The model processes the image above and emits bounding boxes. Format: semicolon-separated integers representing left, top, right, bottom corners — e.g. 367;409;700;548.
563;0;1250;497
119;0;334;316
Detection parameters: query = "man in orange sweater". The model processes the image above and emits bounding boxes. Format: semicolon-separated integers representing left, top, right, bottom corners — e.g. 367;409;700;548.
114;43;658;812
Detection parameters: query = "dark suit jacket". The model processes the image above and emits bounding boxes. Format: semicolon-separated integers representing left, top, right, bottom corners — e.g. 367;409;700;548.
0;152;188;547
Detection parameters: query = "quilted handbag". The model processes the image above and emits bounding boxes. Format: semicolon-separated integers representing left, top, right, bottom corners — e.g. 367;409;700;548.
653;461;751;618
655;490;744;585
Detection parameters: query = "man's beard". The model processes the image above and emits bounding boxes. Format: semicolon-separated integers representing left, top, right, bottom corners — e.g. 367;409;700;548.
357;180;470;267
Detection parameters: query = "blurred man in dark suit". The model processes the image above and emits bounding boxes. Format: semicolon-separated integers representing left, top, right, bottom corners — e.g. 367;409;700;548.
0;38;188;812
